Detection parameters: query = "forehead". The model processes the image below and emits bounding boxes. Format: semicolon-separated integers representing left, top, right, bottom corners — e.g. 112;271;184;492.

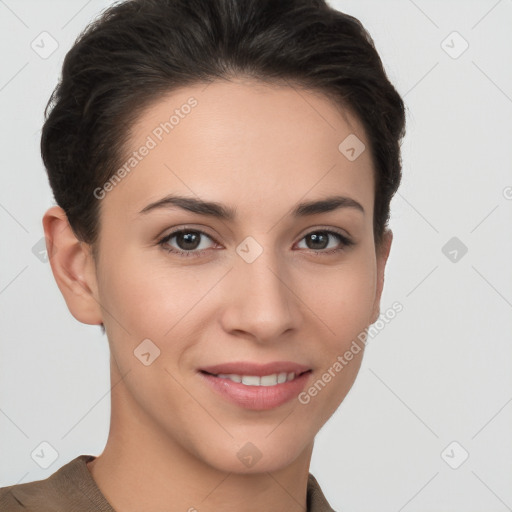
99;78;374;223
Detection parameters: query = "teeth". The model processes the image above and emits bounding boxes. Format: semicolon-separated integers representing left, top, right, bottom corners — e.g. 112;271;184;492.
215;372;296;386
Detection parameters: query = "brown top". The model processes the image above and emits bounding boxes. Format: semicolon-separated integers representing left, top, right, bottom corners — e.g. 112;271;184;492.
0;455;336;511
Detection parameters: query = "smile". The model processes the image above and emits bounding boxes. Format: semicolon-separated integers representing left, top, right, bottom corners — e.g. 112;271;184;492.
205;371;304;386
198;370;313;410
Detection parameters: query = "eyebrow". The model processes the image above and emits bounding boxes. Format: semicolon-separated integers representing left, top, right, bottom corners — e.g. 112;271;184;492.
138;194;365;219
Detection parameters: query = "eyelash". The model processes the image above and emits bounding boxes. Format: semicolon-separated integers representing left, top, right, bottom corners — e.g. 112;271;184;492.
157;227;355;258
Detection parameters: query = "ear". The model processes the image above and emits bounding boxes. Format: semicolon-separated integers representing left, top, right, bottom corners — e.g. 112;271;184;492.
42;206;103;326
369;228;393;325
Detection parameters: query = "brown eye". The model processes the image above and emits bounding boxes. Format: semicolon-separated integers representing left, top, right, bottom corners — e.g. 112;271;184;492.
159;229;216;257
305;232;330;250
173;231;201;250
296;230;354;254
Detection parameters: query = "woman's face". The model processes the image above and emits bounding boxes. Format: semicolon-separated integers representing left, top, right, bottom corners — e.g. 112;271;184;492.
89;79;391;473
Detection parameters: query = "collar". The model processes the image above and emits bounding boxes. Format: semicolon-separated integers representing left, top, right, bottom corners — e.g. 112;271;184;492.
8;454;336;511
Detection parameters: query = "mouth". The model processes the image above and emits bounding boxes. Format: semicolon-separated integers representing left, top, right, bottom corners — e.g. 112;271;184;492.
197;364;313;410
199;369;312;386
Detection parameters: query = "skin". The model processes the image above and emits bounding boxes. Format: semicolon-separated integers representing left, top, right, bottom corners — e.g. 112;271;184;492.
43;78;392;512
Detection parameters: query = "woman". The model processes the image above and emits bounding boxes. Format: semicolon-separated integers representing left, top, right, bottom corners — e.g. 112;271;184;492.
0;0;405;510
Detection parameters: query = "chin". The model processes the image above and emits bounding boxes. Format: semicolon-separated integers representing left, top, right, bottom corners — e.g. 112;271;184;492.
196;435;308;475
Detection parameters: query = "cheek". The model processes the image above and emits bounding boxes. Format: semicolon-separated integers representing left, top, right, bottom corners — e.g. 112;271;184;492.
98;248;180;331
97;248;219;363
299;257;377;344
98;238;377;346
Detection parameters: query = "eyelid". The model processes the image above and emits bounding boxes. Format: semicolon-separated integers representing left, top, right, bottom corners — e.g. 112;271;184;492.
297;224;352;241
158;224;352;243
159;226;218;241
158;224;219;242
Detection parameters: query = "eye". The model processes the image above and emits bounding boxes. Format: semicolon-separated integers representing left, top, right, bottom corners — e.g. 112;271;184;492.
158;229;218;258
158;227;355;258
296;229;354;255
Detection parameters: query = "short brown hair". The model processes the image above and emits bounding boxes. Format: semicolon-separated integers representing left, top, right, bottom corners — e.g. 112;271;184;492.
41;0;406;256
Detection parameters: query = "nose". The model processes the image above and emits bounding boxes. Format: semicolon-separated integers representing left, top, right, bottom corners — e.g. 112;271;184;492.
219;247;302;344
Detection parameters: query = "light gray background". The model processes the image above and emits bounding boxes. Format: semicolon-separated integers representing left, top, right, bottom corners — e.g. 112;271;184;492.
1;1;511;511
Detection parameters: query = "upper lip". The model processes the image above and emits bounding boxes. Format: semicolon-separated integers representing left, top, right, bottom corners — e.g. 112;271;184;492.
199;361;312;377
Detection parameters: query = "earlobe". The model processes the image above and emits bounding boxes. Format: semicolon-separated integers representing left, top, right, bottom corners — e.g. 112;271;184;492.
42;206;103;326
369;229;393;325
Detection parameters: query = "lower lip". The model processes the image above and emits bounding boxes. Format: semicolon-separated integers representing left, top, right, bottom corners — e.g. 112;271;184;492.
198;371;312;410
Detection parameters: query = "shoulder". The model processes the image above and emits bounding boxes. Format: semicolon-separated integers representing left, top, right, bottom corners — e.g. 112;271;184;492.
0;477;56;512
0;485;27;510
307;473;338;512
0;455;99;512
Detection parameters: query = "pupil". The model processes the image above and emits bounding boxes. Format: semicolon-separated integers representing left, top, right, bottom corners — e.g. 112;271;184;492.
308;232;327;250
178;232;200;250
